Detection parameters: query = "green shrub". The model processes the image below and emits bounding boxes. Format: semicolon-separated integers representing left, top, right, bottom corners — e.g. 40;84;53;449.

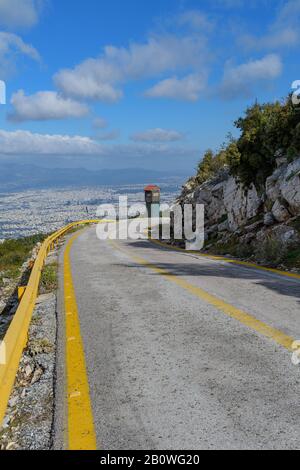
193;95;300;190
283;247;300;269
289;216;300;233
0;234;45;280
195;148;230;184
209;238;253;259
231;97;300;187
255;236;287;266
39;263;58;294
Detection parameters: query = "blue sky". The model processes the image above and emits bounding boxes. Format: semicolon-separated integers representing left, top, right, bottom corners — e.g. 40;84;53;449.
0;0;299;172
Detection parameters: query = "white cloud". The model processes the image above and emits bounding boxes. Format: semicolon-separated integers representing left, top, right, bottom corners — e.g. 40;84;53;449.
242;29;299;50
145;73;206;102
8;90;89;122
219;54;282;99
0;0;43;29
131;128;184;142
54;64;123;102
54;35;208;102
0;129;197;159
0;129;102;155
240;0;300;50
274;0;300;29
176;10;213;31
0;32;39;60
0;32;40;77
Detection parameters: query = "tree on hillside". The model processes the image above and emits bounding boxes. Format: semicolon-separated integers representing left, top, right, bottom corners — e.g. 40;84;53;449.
232;96;300;186
194;95;300;189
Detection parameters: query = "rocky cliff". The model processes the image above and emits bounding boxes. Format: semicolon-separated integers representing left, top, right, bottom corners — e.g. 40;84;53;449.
176;156;300;268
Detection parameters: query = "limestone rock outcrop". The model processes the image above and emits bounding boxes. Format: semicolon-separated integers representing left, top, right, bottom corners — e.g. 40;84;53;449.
177;156;300;251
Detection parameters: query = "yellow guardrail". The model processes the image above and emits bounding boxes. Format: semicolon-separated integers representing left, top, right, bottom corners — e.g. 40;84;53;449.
0;219;103;425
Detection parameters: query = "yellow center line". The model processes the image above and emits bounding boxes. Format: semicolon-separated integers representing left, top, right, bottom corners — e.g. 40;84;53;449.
109;239;295;352
64;232;97;450
150;239;300;281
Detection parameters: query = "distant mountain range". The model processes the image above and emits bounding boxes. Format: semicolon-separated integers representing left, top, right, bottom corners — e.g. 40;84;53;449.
0;162;188;192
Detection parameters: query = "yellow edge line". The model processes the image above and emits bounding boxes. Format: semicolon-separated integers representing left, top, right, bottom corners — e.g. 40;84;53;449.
150;239;300;281
64;232;97;450
109;240;294;352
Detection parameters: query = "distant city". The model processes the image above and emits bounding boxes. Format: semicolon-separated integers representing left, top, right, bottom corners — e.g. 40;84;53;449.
0;182;181;239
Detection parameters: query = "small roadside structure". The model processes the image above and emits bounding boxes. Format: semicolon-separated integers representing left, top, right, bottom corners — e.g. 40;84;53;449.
144;185;161;236
144;185;161;219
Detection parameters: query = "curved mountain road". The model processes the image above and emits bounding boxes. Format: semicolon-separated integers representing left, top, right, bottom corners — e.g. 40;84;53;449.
54;226;300;450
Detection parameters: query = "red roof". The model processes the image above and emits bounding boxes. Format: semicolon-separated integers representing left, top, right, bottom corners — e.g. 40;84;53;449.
144;185;160;192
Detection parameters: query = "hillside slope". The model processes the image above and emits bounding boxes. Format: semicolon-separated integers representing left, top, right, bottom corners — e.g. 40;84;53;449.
177;155;300;269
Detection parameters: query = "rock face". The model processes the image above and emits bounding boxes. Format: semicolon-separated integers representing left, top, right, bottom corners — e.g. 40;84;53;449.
177;157;300;251
223;177;262;231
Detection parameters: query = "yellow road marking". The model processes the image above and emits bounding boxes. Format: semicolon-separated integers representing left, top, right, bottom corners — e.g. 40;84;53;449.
64;232;97;450
109;240;294;351
150;239;300;281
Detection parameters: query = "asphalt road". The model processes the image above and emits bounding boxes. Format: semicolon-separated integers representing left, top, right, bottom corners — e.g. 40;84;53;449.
55;226;300;450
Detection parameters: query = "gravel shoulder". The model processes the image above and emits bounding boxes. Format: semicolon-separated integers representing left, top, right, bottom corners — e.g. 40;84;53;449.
0;252;59;450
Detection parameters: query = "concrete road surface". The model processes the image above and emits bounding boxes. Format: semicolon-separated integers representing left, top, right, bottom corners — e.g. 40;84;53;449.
54;226;300;450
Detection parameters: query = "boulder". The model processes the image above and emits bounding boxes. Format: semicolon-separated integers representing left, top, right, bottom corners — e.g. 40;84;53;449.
266;171;281;202
271;200;290;223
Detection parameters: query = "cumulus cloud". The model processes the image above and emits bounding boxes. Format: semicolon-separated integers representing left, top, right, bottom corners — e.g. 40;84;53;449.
0;32;40;77
219;54;282;99
0;129;103;155
0;0;43;29
131;128;184;143
145;73;206;102
54;35;208;102
8;90;89;122
0;129;197;161
54;65;123;102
